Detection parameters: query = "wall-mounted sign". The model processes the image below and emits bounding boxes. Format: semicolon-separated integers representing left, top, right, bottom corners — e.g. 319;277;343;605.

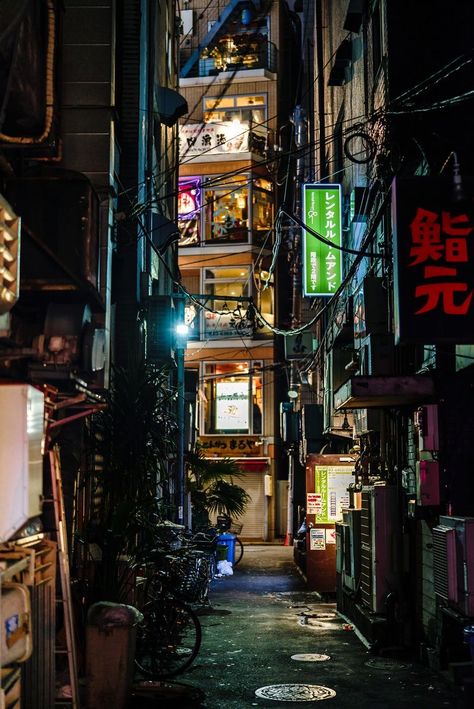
309;527;326;551
325;528;336;544
178;177;201;245
215;381;248;430
179;122;252;158
285;332;314;359
392;176;474;343
306;492;322;515
313;465;353;523
199;436;262;456
302;184;342;296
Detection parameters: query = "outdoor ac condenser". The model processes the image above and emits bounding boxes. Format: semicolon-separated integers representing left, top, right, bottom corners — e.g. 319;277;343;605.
342;508;361;591
433;516;474;617
360;485;400;613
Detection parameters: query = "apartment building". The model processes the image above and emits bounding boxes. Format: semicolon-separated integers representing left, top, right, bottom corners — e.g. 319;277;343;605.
178;0;301;539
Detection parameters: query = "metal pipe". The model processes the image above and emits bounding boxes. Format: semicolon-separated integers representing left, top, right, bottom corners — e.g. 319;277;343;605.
176;296;186;526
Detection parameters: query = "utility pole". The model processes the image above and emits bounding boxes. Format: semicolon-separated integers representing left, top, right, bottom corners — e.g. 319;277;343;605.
175;295;187;527
285;105;308;546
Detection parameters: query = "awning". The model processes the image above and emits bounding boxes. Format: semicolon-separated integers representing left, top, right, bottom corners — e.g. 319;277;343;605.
151;213;180;254
232;457;269;473
154;86;188;126
334;375;435;409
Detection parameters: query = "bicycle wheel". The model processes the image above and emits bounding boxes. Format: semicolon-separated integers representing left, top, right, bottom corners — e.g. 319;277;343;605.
135;597;202;679
233;537;244;566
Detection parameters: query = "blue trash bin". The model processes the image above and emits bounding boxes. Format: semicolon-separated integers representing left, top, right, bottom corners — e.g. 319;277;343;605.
463;625;474;670
217;533;236;564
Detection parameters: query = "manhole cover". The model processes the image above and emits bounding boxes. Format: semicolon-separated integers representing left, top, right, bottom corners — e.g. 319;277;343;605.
291;653;330;662
365;658;409;670
255;684;336;701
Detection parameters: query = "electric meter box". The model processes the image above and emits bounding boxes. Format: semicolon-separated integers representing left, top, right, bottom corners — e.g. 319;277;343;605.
0;384;44;541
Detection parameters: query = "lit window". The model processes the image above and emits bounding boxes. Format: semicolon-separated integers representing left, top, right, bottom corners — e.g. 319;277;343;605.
203;361;263;434
203;267;252;338
203;95;266;125
203;175;249;243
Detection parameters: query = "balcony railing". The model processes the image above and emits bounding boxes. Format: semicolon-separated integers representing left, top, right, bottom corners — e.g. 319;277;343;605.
182;39;277;79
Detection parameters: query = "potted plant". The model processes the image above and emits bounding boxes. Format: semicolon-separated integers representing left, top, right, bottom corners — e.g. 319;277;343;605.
186;445;250;531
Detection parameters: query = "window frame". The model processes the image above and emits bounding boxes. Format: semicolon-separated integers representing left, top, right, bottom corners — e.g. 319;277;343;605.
201;360;263;435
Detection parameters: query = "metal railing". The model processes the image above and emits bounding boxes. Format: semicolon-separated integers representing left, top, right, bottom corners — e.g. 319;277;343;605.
183;39;277;78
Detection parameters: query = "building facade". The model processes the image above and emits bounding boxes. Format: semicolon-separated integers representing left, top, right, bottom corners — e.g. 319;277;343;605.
297;0;474;672
177;0;301;539
0;1;184;704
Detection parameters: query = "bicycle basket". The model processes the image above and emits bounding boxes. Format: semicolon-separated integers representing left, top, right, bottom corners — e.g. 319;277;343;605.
229;521;243;535
167;552;209;604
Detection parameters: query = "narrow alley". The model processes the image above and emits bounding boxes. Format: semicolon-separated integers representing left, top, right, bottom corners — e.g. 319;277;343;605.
130;545;466;709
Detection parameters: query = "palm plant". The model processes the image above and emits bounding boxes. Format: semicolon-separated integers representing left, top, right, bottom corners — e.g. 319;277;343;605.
186;445;251;531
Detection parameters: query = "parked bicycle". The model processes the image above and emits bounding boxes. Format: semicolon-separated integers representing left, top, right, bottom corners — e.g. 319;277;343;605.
134;548;210;679
192;514;244;571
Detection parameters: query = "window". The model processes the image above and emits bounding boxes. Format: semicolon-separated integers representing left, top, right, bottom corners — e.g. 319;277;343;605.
178;177;201;245
203;175;249;243
255;270;274;333
252;177;273;244
371;1;383;79
203;361;263;434
203;95;266;125
202;267;252;338
178;173;274;246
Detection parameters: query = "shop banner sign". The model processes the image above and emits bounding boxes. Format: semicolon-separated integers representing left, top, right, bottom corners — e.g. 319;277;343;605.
392;176;474;343
302;184;342;296
215;381;248;430
313;465;353;523
179;122;254;158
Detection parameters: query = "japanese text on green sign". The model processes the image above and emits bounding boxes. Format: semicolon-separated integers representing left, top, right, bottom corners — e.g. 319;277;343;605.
314;465;353;523
302;184;342;296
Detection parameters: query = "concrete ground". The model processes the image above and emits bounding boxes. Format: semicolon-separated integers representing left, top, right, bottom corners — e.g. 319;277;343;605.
129;544;468;708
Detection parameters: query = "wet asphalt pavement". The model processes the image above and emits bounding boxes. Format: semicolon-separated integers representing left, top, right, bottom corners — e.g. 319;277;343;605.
130;544;467;708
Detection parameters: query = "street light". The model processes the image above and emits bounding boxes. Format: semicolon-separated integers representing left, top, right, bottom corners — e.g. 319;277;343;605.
175;301;189;527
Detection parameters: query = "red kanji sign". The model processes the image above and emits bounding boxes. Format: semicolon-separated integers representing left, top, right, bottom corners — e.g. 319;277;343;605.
392;177;474;343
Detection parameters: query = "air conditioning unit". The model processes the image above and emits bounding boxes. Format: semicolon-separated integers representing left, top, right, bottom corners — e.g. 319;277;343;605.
433;516;474;617
416;460;440;506
342;508;362;591
146;295;175;364
335;522;348;576
357;333;394;376
302;404;324;453
280;402;299;444
360;485;400;613
29;303;106;379
353;408;380;435
353;277;388;340
414;404;439;451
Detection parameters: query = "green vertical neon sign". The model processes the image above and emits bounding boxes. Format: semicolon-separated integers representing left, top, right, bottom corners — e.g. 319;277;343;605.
302;184;342;296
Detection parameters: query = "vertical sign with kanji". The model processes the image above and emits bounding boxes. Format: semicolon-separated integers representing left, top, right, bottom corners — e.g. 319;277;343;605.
392;177;474;343
313;465;353;523
302;184;342;296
